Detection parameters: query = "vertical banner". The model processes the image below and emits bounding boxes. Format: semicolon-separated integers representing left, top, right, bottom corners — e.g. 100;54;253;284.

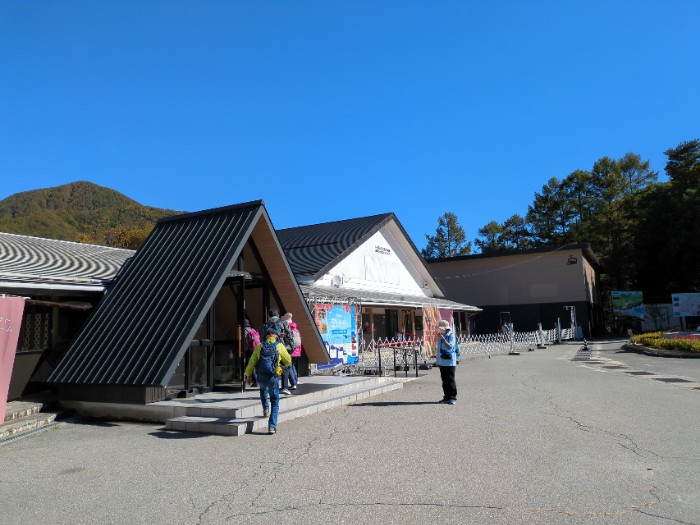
439;309;454;329
0;296;26;423
314;303;358;369
422;304;440;356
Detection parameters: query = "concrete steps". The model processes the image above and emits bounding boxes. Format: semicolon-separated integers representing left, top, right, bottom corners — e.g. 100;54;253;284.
165;377;403;436
1;400;60;444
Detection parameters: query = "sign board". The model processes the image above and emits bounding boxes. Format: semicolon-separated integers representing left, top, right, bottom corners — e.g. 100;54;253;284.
671;293;700;317
313;303;358;369
611;290;645;320
0;296;26;423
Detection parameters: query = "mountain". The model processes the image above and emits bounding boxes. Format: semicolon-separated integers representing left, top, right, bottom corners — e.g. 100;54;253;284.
0;181;182;248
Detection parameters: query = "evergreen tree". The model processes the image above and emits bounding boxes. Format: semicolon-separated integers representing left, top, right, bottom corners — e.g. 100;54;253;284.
526;177;575;246
474;221;504;254
634;140;700;297
422;212;472;258
501;214;532;250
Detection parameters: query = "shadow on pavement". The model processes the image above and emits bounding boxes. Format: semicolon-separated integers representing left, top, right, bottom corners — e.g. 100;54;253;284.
149;429;209;439
65;418;120;428
349;401;440;407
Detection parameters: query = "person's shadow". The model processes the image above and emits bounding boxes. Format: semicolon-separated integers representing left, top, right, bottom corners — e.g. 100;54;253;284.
349;401;441;407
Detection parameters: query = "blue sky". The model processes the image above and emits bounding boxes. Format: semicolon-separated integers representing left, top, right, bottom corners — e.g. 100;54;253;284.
1;1;698;250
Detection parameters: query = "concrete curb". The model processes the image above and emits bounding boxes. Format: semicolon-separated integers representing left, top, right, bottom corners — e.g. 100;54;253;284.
623;343;700;359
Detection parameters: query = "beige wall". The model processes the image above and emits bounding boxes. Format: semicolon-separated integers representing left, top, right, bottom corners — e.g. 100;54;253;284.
430;248;594;307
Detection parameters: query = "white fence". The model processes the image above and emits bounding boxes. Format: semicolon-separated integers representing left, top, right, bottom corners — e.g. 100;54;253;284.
315;325;576;376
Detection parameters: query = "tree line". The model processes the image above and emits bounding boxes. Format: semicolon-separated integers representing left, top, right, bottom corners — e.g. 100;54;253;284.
422;139;700;306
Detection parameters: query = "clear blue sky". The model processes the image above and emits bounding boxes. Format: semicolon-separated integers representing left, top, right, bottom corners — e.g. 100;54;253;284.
1;1;698;250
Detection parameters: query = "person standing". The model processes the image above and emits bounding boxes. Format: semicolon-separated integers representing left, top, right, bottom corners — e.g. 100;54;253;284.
288;320;302;390
243;318;260;387
436;319;457;405
276;312;295;395
245;324;291;434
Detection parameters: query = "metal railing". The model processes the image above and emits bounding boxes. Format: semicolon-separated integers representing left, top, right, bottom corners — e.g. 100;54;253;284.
313;325;576;377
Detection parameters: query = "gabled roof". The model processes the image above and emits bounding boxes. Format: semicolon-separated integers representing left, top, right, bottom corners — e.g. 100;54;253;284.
277;213;448;295
277;213;394;280
0;232;133;293
49;201;328;388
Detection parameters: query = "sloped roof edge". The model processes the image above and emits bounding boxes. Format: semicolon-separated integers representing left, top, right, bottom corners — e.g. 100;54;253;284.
427;243;602;270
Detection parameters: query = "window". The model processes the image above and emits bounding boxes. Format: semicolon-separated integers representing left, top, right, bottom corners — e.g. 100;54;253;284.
18;305;50;353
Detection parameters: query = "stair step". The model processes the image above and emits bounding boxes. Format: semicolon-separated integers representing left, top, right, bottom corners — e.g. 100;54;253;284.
165;381;403;436
0;412;58;442
3;401;44;422
178;377;386;420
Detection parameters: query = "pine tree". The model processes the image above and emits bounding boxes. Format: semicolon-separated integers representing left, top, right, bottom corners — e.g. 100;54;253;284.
421;212;471;259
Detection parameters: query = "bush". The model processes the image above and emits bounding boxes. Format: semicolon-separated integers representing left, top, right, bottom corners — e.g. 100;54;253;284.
630;332;700;353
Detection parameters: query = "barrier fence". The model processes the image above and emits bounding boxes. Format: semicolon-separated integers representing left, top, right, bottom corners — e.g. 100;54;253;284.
313;325;576;377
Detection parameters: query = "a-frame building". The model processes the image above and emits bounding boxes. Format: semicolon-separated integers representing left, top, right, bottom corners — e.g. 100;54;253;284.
49;201;329;403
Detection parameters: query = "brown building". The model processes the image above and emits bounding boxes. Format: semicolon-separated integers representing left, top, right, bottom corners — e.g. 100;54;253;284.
428;244;603;338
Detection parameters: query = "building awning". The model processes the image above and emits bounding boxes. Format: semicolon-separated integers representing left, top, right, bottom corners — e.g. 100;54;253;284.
301;284;481;313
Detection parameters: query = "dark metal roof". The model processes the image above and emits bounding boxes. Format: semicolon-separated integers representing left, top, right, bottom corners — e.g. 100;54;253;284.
49;202;265;386
276;213;394;280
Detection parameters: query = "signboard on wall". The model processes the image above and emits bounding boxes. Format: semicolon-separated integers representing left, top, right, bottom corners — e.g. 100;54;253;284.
672;293;700;317
313;303;358;369
611;290;645;320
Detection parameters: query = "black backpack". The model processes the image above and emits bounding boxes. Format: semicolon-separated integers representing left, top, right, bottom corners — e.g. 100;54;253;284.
264;318;295;352
256;340;279;376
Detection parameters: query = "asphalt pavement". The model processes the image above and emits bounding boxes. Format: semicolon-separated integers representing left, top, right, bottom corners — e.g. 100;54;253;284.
1;340;699;525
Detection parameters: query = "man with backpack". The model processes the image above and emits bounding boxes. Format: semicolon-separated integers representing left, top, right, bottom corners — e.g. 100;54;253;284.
262;309;296;395
244;323;291;435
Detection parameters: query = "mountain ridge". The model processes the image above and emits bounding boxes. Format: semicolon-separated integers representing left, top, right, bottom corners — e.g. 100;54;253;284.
0;181;181;248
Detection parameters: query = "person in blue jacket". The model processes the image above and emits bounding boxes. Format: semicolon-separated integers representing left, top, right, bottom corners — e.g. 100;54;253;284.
436;319;457;405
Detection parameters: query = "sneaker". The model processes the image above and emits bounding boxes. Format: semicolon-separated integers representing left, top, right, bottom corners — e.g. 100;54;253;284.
438;398;449;404
268;428;277;435
263;408;269;417
289;385;297;390
281;389;292;395
447;399;457;405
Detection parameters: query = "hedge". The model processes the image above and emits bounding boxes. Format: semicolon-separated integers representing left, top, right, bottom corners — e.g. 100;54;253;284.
630;332;700;353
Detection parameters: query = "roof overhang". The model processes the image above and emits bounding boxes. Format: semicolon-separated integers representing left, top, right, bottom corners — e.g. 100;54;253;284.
301;284;481;313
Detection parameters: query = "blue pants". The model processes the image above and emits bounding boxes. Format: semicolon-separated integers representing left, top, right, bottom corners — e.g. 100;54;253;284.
258;373;280;430
281;364;297;389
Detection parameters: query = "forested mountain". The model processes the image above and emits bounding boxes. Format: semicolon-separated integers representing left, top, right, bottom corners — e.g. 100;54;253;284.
0;181;181;248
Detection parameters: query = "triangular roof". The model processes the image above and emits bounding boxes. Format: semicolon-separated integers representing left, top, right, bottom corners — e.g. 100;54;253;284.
277;213;447;297
49;201;328;388
277;213;394;280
